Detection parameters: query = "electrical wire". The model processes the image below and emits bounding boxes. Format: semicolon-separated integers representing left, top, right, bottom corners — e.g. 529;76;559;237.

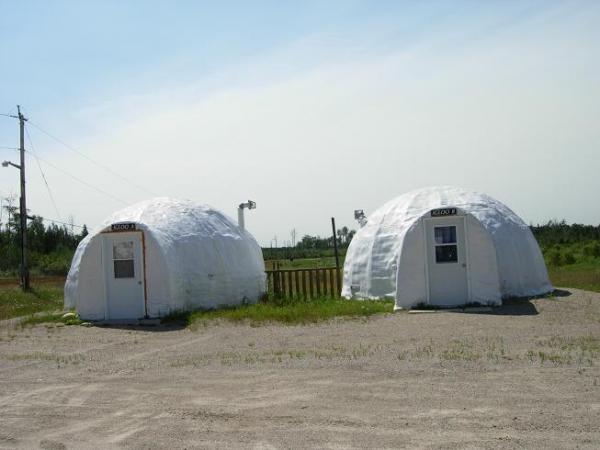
27;120;159;197
0;146;19;150
39;216;85;229
27;152;128;205
25;127;62;220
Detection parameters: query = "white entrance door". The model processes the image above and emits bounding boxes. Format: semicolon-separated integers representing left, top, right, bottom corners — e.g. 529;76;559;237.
425;217;468;306
102;232;145;319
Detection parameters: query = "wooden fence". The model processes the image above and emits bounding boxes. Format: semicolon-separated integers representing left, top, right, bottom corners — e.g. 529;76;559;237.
265;267;342;299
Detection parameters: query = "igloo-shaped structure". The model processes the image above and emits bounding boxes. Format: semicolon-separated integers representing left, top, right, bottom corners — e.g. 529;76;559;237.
65;198;266;320
342;186;551;309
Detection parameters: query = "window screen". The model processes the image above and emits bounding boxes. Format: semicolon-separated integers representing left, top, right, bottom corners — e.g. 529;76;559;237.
435;245;458;263
114;260;135;278
113;241;135;278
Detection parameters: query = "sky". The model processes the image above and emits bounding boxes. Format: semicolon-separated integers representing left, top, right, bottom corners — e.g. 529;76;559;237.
0;0;599;245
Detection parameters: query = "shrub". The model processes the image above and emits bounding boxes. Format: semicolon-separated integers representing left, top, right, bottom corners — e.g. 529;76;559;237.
563;252;576;265
546;249;563;266
583;241;600;258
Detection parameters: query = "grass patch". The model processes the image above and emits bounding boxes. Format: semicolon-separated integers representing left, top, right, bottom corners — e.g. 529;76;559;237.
547;262;600;293
166;297;394;327
0;281;64;321
265;256;345;270
20;311;82;327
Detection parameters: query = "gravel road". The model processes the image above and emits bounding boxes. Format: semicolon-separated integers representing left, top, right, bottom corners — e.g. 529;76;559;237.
1;288;599;449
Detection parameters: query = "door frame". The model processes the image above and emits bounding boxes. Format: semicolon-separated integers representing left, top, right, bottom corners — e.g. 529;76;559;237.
422;215;472;306
100;229;149;319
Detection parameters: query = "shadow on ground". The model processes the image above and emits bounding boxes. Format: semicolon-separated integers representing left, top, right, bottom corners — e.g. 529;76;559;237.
92;321;187;332
461;288;572;316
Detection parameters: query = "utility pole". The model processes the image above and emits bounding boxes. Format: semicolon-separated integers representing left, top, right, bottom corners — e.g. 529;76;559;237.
16;106;29;290
1;105;28;291
17;105;29;291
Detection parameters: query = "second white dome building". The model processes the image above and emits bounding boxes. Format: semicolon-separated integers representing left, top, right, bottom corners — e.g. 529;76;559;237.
342;186;551;309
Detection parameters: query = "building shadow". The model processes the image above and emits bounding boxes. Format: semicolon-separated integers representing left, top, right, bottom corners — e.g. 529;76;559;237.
551;288;572;298
91;321;187;332
462;288;572;316
486;298;539;316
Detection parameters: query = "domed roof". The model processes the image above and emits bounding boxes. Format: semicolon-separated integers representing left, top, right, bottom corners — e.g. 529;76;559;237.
366;186;527;233
97;197;246;241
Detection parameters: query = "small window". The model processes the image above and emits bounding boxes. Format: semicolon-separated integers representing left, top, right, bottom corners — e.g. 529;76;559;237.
112;241;135;278
434;226;456;244
436;245;458;263
114;260;135;278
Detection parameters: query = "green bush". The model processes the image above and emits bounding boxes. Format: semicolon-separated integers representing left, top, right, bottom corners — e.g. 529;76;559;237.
583;241;600;258
563;252;577;265
546;249;563;266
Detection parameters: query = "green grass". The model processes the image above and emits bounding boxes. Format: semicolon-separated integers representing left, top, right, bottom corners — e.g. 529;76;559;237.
547;262;600;293
265;256;345;270
20;311;82;327
167;297;394;327
0;281;64;321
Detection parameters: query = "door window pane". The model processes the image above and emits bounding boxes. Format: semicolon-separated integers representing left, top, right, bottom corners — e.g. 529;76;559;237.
114;260;135;278
435;245;458;263
434;226;456;244
113;241;134;260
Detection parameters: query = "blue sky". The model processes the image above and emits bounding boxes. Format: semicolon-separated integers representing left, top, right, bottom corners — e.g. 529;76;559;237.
1;1;599;244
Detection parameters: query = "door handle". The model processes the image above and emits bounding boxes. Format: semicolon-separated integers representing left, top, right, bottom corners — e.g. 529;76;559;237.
461;263;466;268
138;281;142;285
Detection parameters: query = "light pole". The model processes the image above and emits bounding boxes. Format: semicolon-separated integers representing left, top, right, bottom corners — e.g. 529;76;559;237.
2;105;29;290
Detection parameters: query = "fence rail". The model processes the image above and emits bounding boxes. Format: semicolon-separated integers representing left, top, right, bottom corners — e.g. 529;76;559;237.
265;267;342;299
0;276;66;286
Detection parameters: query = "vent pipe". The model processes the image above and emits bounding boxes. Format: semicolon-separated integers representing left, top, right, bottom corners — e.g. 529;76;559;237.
237;200;256;231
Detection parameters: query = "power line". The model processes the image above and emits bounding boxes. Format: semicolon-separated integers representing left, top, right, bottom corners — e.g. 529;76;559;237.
27;151;128;205
25;127;62;220
0;146;19;150
27;120;159;197
39;216;85;229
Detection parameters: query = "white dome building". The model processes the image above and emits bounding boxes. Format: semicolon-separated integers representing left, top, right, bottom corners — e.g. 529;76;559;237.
342;187;551;309
65;198;266;321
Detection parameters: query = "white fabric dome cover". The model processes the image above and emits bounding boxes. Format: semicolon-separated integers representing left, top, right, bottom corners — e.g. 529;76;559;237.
342;186;551;309
65;198;266;320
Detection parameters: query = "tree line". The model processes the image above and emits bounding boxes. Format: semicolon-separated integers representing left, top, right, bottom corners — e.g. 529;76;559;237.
0;199;88;276
1;195;599;277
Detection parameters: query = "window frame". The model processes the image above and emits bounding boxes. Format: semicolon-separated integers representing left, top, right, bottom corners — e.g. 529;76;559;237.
433;225;459;264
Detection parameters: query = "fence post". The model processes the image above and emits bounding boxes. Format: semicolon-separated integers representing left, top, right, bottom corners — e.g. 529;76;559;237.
331;217;341;296
316;269;321;297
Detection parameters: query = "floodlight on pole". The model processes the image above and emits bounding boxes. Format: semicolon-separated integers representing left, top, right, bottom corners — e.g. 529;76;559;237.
237;200;257;231
2;160;21;169
354;209;368;228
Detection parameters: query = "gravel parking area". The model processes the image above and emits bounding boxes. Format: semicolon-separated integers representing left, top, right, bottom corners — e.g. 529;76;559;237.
1;288;599;449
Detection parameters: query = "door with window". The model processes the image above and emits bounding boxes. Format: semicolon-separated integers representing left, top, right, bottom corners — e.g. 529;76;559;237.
102;232;145;319
425;217;468;306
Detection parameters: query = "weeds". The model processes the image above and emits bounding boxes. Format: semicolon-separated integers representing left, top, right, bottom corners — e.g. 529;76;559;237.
164;297;394;328
20;311;82;327
0;282;64;321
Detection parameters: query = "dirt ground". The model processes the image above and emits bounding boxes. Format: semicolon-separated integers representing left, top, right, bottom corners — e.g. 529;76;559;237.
1;289;599;449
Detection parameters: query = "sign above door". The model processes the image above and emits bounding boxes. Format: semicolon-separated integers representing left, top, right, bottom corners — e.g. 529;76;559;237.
430;207;458;217
111;222;137;232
